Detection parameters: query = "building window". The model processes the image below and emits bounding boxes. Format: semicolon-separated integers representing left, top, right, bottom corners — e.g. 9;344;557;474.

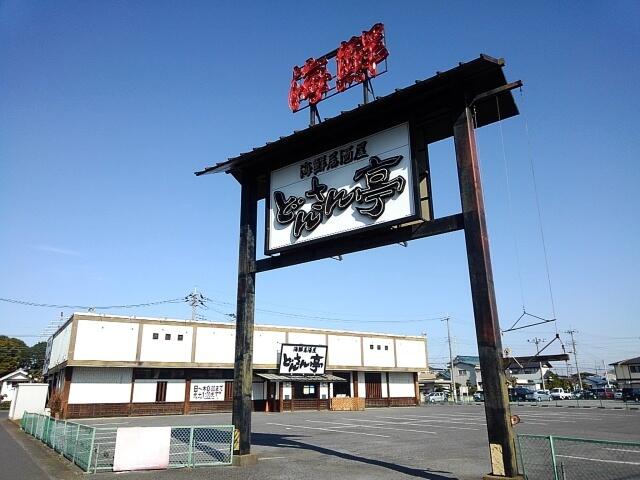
156;381;167;402
303;385;316;396
152;333;159;340
165;334;171;340
177;335;183;341
377;345;381;350
458;370;467;376
384;345;389;351
630;365;640;373
370;345;374;349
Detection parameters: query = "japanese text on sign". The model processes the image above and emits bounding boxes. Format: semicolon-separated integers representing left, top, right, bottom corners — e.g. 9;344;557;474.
267;123;417;253
279;344;327;375
190;381;225;401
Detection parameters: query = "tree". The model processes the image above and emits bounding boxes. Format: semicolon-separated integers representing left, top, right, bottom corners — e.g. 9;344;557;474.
0;336;28;377
21;342;47;380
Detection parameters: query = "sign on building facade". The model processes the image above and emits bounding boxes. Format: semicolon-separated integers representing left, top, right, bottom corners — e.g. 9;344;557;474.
190;381;225;401
278;344;327;375
267;123;420;253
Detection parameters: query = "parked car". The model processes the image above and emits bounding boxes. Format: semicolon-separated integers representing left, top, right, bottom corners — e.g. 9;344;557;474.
550;388;572;400
614;390;623;400
509;387;535;402
526;390;552;402
473;391;485;402
574;389;596;400
595;388;615;399
427;391;448;403
622;388;640;402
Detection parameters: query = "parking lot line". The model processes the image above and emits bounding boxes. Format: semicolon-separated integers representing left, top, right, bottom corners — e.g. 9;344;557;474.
342;417;480;431
604;448;640;454
378;415;486;426
266;422;390;438
305;419;438;435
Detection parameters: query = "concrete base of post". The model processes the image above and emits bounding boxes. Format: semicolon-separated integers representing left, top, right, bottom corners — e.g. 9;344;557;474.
482;474;524;480
232;454;258;466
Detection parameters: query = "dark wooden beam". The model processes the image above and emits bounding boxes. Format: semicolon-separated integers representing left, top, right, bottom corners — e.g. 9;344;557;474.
231;179;257;456
255;214;464;273
454;106;518;478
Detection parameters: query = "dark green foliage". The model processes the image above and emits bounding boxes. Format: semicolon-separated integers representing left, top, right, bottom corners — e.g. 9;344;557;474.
0;336;27;377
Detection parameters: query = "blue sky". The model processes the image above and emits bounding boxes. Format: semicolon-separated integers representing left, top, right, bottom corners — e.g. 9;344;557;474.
1;1;638;373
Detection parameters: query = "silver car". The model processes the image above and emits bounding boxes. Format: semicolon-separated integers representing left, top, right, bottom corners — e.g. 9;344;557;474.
526;389;551;402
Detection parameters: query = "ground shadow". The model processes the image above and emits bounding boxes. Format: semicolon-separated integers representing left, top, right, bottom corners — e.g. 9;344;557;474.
252;432;460;480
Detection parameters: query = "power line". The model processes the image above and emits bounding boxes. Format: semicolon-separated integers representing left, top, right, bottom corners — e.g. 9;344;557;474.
0;297;186;310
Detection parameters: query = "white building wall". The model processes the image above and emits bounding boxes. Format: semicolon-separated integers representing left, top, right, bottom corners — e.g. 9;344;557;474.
395;339;427;369
381;374;388;398
166;380;185;402
139;324;192;363
132;381;156;403
48;322;72;369
73;320;138;362
319;382;329;399
363;337;395;368
287;332;327;346
253;330;286;365
68;367;132;404
194;327;235;364
327;335;361;367
389;372;415;397
357;374;366;398
282;383;292;400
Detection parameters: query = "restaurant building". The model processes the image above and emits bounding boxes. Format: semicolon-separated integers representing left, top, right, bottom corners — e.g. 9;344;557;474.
44;312;427;418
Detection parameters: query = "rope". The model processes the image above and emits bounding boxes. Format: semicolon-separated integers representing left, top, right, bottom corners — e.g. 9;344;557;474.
496;96;526;311
519;87;559;334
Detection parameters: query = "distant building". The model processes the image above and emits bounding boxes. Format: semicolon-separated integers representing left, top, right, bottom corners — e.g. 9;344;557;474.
610;356;640;390
505;359;552;390
451;355;482;391
0;369;31;403
44;312;427;418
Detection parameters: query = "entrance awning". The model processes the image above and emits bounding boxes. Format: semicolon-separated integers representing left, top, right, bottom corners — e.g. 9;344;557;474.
256;373;348;382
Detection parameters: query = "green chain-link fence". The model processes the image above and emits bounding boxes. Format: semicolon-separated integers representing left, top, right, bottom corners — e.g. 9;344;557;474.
20;413;233;473
21;413;96;472
518;434;640;480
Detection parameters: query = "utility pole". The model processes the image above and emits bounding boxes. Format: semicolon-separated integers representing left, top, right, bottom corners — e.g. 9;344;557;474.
527;337;546;390
187;287;206;321
566;329;583;391
421;331;429;403
442;316;457;402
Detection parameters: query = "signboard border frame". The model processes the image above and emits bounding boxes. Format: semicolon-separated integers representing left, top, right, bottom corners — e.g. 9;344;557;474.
278;343;328;376
264;122;425;256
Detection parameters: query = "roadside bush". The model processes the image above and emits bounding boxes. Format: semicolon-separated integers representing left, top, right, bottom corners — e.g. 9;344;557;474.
0;401;11;410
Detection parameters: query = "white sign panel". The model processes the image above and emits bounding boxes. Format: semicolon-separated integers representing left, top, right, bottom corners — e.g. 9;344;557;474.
279;344;327;375
190;381;225;401
268;123;417;253
113;427;171;472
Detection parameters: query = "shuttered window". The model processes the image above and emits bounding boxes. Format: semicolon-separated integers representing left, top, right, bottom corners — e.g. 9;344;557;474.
156;381;167;402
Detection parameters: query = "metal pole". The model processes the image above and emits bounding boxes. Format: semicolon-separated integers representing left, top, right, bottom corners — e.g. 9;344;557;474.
232;178;257;456
443;317;457;402
549;435;559;480
454;106;518;478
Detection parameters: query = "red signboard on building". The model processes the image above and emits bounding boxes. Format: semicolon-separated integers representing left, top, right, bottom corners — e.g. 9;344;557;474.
288;23;389;112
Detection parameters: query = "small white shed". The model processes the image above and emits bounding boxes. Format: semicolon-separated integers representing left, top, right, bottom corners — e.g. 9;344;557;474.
8;383;49;421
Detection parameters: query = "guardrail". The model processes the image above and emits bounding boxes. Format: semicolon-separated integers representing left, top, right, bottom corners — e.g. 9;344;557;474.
517;434;640;480
20;412;234;473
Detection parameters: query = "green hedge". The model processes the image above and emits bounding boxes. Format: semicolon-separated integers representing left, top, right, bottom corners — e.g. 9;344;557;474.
0;401;11;410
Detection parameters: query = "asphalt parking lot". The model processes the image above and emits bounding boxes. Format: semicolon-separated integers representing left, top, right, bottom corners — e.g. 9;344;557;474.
70;404;640;480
